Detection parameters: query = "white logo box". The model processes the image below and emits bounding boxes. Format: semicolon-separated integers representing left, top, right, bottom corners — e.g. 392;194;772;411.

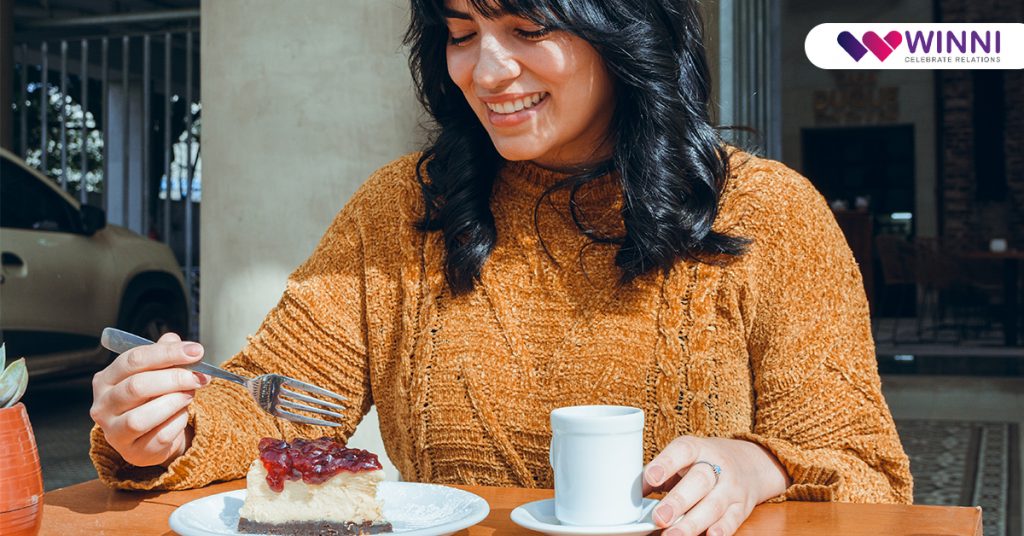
805;23;1024;70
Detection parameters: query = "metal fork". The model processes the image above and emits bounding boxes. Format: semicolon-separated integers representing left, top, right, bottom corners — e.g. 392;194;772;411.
101;327;347;427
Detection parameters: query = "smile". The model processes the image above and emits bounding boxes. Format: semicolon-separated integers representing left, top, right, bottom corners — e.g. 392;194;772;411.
484;92;548;114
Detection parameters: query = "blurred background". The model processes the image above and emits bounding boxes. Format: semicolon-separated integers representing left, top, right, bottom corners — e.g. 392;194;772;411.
0;1;1019;535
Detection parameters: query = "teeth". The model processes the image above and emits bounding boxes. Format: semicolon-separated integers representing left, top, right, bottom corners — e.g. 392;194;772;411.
486;92;546;114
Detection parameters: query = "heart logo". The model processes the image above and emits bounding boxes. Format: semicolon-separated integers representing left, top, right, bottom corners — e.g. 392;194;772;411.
861;30;902;61
837;31;868;61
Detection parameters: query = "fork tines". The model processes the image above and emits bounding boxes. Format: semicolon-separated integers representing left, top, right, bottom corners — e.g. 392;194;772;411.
275;377;348;427
277;409;344;428
281;387;346;411
282;378;348;403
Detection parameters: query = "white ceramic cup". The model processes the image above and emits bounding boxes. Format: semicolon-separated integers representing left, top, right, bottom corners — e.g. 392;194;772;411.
549;405;645;526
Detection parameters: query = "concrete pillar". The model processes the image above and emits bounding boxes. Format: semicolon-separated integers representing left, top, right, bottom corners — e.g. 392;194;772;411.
104;80;145;232
715;0;782;159
200;0;421;480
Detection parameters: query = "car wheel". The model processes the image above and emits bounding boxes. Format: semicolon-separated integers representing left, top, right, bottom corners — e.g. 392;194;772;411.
124;301;188;342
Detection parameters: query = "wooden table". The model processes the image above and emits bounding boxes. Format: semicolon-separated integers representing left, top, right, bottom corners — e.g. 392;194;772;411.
39;479;983;536
961;250;1024;346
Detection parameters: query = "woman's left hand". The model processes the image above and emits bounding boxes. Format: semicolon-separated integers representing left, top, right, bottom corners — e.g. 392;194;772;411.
643;436;791;536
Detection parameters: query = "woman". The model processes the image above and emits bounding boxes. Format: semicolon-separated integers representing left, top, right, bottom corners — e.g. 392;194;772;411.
89;1;913;535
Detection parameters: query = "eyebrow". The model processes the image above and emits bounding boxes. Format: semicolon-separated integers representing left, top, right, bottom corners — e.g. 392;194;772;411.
442;7;472;20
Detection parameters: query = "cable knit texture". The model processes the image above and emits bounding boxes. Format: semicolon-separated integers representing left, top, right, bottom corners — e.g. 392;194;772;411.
90;149;913;503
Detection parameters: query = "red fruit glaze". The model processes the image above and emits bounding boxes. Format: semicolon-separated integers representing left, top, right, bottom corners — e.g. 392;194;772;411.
257;437;383;492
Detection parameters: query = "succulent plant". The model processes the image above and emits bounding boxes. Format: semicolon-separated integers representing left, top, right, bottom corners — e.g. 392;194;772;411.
0;344;28;408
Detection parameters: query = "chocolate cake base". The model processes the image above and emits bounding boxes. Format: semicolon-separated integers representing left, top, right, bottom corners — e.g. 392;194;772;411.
237;518;393;535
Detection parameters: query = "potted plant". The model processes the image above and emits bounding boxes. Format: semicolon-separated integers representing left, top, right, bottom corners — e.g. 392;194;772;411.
0;344;42;536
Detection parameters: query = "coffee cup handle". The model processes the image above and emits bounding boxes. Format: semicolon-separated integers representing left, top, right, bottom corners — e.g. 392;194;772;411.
549;434;558;468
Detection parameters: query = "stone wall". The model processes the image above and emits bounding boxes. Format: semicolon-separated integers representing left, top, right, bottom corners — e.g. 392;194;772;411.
939;0;1024;248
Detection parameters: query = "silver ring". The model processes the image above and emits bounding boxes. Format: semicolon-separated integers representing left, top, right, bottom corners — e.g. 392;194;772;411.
693;460;721;487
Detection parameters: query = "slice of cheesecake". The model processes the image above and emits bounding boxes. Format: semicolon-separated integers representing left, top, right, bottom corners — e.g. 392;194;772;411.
238;437;393;536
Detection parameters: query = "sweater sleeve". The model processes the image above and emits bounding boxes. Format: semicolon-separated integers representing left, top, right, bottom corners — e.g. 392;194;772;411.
729;162;913;504
90;192;375;491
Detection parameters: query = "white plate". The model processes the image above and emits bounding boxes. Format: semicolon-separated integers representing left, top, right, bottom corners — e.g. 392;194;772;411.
168;481;490;536
510;498;660;536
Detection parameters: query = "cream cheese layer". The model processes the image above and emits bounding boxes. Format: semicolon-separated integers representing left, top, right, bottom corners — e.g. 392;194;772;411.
239;460;386;524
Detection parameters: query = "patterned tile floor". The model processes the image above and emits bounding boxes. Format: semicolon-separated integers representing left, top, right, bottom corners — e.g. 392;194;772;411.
884;375;1024;536
896;419;1020;536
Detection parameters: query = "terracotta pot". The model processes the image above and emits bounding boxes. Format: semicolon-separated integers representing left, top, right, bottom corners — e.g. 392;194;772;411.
0;402;43;536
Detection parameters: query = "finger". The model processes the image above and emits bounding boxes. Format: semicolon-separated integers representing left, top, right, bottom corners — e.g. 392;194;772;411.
158;332;182;343
111;391;194;444
644;472;681;496
664;493;729;536
652;462;719;527
104;368;207;415
645;436;700;490
705;502;750;536
130;406;191;465
101;339;204;386
156;333;210;384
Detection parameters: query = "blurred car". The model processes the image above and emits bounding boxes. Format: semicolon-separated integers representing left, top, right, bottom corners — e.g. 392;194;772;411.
0;147;188;379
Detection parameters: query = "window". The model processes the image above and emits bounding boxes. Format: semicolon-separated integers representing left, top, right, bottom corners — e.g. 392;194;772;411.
1;158;78;233
973;70;1005;202
801;124;916;215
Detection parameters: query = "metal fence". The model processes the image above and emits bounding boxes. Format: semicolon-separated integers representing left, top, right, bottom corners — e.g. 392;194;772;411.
11;19;201;337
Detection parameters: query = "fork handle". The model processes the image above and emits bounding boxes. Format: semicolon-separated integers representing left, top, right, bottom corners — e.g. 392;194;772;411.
101;327;249;386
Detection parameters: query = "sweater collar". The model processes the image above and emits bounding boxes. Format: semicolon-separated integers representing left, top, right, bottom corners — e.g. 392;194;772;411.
495;159;625;238
498;159;617;197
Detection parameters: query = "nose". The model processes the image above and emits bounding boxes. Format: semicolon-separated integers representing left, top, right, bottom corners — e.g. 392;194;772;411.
473;34;521;90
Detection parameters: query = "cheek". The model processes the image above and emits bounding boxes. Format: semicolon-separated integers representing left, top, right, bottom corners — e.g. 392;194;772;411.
446;50;475;92
525;42;570;84
560;52;613;119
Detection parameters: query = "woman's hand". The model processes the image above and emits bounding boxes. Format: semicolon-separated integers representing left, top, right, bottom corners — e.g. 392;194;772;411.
90;332;210;468
643;436;791;536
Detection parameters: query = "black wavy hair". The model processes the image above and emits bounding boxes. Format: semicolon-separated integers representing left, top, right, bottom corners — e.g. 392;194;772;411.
405;0;749;295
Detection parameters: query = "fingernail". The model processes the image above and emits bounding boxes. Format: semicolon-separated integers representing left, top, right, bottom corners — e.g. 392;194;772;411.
654;504;675;526
183;343;202;357
193;372;210;387
646;464;665;484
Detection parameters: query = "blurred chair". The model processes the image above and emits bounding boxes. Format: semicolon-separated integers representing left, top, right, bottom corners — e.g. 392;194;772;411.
875;234;917;344
947;246;1005;341
912;238;959;342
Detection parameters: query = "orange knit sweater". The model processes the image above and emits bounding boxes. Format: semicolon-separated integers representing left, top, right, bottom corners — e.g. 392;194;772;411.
91;149;913;503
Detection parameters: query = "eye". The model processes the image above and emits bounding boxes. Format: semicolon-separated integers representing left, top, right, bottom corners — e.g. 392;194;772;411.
515;27;552;40
448;32;476;46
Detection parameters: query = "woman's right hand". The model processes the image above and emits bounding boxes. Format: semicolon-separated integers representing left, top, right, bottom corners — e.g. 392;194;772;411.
90;332;210;468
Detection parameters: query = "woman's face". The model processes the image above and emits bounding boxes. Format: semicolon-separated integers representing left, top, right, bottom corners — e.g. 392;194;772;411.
444;0;615;168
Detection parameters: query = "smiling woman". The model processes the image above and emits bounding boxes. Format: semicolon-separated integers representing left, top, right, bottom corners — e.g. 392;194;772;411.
442;1;616;166
89;2;912;536
405;0;749;294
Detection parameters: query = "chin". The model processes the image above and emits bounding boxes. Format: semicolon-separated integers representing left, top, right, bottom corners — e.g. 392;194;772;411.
489;139;549;162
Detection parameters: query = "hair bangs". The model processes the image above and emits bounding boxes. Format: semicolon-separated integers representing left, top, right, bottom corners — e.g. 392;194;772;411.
414;0;561;28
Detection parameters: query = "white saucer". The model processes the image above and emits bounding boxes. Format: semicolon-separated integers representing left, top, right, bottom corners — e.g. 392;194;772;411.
168;482;489;536
510;498;661;536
